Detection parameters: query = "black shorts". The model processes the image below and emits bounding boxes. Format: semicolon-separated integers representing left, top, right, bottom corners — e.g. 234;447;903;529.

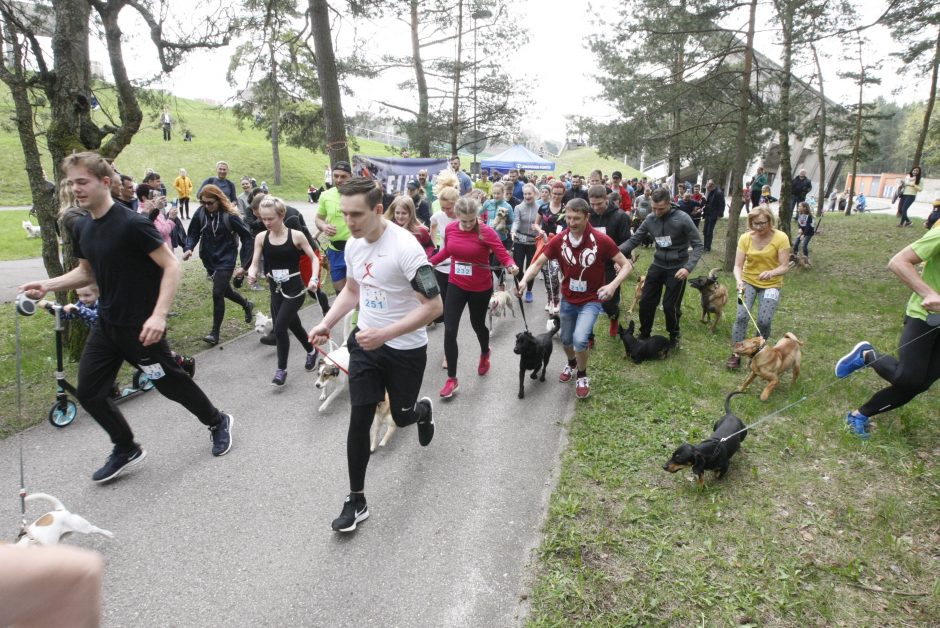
347;328;427;407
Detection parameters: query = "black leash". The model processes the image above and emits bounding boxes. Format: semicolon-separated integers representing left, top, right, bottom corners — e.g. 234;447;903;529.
516;292;530;332
14;306;27;530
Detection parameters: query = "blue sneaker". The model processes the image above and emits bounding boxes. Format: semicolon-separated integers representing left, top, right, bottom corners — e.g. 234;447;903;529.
835;341;873;379
846;411;870;440
525;291;533;303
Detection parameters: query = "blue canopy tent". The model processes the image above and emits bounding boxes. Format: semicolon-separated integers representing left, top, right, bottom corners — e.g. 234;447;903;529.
480;144;555;173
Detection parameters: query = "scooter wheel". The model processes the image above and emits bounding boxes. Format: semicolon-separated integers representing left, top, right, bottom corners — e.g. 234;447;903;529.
132;371;155;391
48;400;77;428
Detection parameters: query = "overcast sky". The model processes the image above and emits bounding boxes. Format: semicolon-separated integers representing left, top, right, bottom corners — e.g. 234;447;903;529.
99;0;910;144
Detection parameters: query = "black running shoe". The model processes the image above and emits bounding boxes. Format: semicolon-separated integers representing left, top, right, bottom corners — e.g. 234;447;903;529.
203;332;219;346
243;300;255;324
180;356;196;378
259;333;276;346
331;493;369;532
416;397;434;446
92;445;146;483
209;413;234;456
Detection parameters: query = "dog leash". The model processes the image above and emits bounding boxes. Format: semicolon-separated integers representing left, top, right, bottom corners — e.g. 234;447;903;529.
14;305;28;532
311;342;350;375
720;316;940;443
265;271;307;299
736;289;766;345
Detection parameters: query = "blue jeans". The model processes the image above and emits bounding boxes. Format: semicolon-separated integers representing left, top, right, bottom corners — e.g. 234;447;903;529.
899;195;916;225
559;299;603;352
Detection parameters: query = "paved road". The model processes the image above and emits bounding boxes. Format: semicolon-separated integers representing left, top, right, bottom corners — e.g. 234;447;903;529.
1;284;573;627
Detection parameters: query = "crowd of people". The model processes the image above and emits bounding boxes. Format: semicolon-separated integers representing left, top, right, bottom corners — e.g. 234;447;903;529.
14;150;940;551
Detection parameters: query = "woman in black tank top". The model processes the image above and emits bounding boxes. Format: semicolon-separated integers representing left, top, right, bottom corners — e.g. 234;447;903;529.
247;196;321;387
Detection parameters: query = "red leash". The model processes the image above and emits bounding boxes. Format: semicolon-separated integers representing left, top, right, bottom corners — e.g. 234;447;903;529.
312;342;349;375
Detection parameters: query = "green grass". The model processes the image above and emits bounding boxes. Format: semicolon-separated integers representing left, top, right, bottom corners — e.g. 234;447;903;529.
0;210;43;260
552;145;647;180
526;213;940;626
0;86;399;205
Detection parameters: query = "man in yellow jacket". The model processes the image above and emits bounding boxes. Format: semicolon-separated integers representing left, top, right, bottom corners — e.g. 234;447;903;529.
174;168;193;219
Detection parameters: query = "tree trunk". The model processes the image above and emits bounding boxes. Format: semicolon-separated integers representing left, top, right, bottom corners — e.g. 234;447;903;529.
913;23;940;168
269;40;282;185
775;1;794;239
410;0;430;157
846;39;864;216
449;0;464;155
811;43;827;218
309;0;349;165
723;0;758;272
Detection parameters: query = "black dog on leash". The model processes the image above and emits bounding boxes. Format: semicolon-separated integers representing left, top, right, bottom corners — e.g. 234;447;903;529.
663;391;748;486
513;316;560;399
617;320;670;364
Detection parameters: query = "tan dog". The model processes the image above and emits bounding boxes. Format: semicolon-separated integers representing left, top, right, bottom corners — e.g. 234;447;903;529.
733;332;804;401
491;206;510;235
488;290;515;330
370;393;396;452
688;268;729;333
627;274;646;316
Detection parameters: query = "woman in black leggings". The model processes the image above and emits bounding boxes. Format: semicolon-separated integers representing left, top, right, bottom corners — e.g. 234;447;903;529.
836;229;940;438
428;197;517;399
247;196;321;386
183;184;255;345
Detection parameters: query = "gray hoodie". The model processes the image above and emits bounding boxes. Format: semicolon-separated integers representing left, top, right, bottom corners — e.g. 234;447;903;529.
619;205;703;272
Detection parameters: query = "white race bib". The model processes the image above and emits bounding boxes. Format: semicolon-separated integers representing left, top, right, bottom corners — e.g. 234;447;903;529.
362;286;389;311
655;235;672;248
138;362;165;380
454;262;473;277
569;278;587;293
763;288;780;301
271;269;290;282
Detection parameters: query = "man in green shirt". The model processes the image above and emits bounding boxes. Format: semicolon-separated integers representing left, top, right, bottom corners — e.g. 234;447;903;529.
315;161;354;292
835;225;940;439
418;169;435;205
474;169;493;198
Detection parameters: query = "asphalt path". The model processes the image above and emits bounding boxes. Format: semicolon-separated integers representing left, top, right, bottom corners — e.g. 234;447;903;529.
1;281;574;627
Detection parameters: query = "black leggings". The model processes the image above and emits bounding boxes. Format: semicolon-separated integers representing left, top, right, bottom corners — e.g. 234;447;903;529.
859;316;940;417
444;284;492;378
434;269;449;324
179;197;190;219
270;286;313;370
211;268;249;334
513;242;536;291
491;239;512;287
77;322;221;450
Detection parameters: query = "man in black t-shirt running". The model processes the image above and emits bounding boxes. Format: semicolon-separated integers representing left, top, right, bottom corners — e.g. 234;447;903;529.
20;152;234;483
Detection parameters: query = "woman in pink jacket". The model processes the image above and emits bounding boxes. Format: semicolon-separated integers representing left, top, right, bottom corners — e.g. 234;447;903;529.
430;197;518;399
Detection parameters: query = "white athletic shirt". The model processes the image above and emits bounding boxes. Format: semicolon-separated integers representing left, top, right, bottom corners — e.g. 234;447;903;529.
429;211;456;273
345;220;430;350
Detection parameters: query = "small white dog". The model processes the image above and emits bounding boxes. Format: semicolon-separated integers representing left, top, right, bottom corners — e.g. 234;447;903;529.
22;220;41;239
15;493;114;546
314;344;350;412
370;393;397;452
254;311;273;335
488;290;515;330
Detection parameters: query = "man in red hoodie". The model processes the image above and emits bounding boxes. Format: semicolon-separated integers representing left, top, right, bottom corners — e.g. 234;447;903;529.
515;198;633;399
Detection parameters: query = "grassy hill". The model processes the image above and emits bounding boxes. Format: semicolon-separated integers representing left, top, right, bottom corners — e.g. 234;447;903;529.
0;92;399;205
552;145;647;180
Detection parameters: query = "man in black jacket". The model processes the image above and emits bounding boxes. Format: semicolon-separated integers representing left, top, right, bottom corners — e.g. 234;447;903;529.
702;180;725;252
791;169;812;215
588;185;631;338
619;188;703;347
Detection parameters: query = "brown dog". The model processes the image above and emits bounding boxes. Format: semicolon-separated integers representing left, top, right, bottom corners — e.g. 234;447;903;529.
733;332;804;401
688;268;729;333
627;274;646;316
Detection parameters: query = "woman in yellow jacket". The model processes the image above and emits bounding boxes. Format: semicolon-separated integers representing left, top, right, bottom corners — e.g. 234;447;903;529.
174;168;194;219
727;205;791;369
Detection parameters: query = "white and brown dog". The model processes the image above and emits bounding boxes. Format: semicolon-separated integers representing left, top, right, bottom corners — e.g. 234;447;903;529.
488;290;516;330
313;344;350;412
15;493;113;546
22;220;41;239
370;393;397;452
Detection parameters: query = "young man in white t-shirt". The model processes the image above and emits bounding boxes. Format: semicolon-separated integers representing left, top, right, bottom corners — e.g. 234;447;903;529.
308;177;444;533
